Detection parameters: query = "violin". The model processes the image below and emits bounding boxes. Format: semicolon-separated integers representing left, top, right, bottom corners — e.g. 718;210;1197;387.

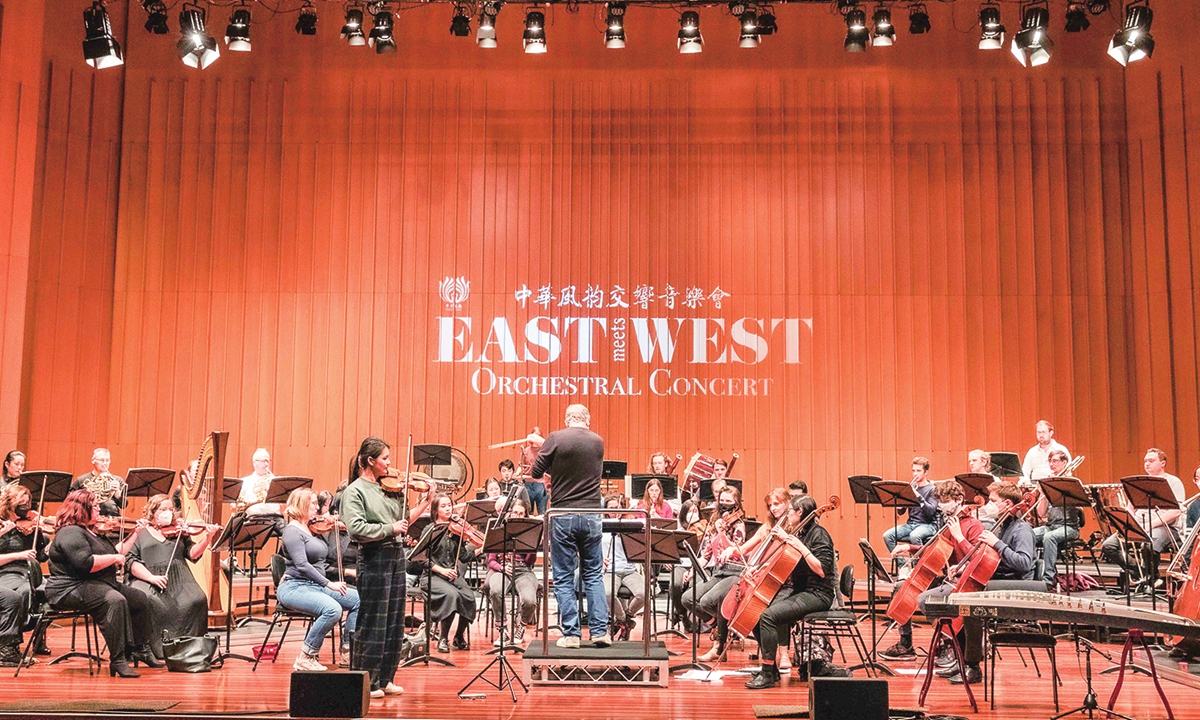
6;511;55;536
160;520;216;539
307;514;346;535
446;514;485;548
381;468;432;494
93;515;141;535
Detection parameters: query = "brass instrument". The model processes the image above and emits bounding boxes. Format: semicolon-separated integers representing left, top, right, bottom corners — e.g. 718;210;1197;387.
1055;455;1085;478
82;472;123;504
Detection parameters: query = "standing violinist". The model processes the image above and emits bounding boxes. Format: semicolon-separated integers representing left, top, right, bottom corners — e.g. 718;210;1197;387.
683;486;746;662
420;493;480;653
0;483;49;666
125;493;220;661
743;494;837;690
880;480;984;662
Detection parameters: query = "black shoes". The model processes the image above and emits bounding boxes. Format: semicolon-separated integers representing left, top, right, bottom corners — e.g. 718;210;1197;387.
109;660;140;678
947;666;983;685
795;659;852;680
452;636;470;651
744;664;781;690
130;645;164;668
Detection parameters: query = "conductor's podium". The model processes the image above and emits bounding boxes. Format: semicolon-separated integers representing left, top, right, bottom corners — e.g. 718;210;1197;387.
522;640;670;687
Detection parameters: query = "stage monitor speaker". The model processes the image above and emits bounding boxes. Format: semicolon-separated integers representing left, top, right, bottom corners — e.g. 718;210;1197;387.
289;670;370;718
811;677;889;720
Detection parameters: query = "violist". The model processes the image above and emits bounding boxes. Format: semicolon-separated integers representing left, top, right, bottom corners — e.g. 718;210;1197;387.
684;485;746;662
0;483;49;666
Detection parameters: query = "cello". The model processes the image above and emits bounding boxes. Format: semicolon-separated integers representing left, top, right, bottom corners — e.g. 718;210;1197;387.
1167;519;1200;644
721;496;840;640
885;503;977;625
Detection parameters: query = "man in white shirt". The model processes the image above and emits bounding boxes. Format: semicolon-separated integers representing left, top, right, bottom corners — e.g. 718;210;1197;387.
236;448;278;515
1101;447;1185;587
1021;420;1071;481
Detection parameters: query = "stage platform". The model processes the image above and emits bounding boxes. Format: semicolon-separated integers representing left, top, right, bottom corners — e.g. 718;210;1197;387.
521;640;670;686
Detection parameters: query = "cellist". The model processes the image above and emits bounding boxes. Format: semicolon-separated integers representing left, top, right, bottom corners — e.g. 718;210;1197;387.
880;480;984;663
744;494;837;690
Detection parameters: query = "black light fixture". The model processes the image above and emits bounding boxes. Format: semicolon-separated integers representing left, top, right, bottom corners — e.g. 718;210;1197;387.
756;9;776;36
872;5;895;46
178;4;220;69
1011;1;1052;67
1064;2;1089;32
477;1;500;47
605;2;626;49
295;2;318;35
908;3;930;34
978;3;1005;49
730;2;758;48
225;7;252;51
83;2;124;69
1086;0;1109;14
843;4;868;52
677;9;702;53
341;7;366;45
1108;0;1153;66
451;5;471;36
142;0;170;34
523;9;546;53
369;9;396;54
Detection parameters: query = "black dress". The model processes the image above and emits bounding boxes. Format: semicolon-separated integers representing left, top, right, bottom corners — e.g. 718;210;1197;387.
126;531;209;658
419;524;477;624
0;525;48;644
46;525;152;659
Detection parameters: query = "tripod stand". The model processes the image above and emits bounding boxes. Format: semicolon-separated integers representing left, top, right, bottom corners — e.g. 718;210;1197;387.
211;513;259;664
1052;634;1136;720
400;523;455;668
459;507;541;701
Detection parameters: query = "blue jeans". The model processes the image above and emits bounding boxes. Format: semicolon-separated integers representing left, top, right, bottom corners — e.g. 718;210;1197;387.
550;513;607;639
276;577;360;656
526;481;548;515
1034;525;1079;587
883;521;936;552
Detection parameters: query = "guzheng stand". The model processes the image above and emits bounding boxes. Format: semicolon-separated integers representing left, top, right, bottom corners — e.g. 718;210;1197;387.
1039;477;1092;595
1104;629;1174;720
459;503;540;701
917;616;977;713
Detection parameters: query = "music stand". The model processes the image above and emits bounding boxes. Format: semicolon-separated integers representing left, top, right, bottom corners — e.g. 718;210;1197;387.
1039;478;1091;595
460;517;541;701
17;471;73;503
400;522;455;668
601;461;628;479
265;476;313;502
872;480;918;572
464;499;499;527
123;468;175;498
669;535;712;674
955;473;995;504
848;475;884;624
220;477;243;503
854;539;898;677
1102;505;1152;608
414;444;452;468
230;515;280;629
209;514;262;663
1121;475;1180;610
988;452;1023;479
627;528;691;644
631;474;679;502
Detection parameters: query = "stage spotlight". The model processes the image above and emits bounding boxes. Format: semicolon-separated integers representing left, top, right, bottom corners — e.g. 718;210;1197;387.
872;5;894;46
83;2;124;69
341;8;366;45
369;9;396;54
178;4;220;69
1065;2;1089;32
143;0;170;34
477;1;500;47
737;7;759;48
677;10;703;54
756;10;776;36
908;3;930;34
605;2;626;49
225;7;252;51
978;3;1005;49
295;3;317;35
842;6;868;51
451;5;471;36
1086;0;1109;14
1108;1;1153;66
523;10;546;53
1011;2;1052;67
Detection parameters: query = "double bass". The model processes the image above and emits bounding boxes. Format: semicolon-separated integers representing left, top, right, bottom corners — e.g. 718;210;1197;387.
885;503;977;625
721;496;840;639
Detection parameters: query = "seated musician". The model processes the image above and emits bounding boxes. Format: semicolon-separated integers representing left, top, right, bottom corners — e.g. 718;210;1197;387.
600;493;645;641
1101;448;1185;585
636;477;674;520
277;488;359;671
71;448;126;517
0;483;50;666
45;488;157;678
1;451;24;491
884;457;939;577
125;493;220;660
236;448;278;515
880;480;984;662
744;494;837;689
482;477;503;501
680;486;745;661
966;449;998;527
932;482;1034;686
421;493;480;653
1188;466;1200;531
787;480;807;498
485;495;537;647
316;491;357;584
1033;450;1083;590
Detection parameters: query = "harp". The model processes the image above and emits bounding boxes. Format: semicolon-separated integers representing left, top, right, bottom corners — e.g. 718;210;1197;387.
180;431;230;620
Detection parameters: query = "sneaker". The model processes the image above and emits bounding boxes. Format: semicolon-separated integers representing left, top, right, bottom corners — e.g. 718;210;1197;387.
292;654;327;672
370;689;385;699
514;624;528;644
814;662;852;678
493;629;507;648
879;641;917;661
383;682;404;695
934;646;957;668
592;634;611;648
896;563;912;581
556;636;580;649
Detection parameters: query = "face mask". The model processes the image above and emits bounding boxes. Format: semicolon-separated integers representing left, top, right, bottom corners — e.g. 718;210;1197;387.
978;501;999;520
156;510;175;526
938;502;957;515
14;504;31;518
718;503;736;512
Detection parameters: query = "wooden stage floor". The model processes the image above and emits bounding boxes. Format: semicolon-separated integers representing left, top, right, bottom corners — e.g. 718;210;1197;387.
4;616;1198;720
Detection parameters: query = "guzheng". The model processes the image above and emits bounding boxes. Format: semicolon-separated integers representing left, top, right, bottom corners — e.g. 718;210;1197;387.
927;590;1200;640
